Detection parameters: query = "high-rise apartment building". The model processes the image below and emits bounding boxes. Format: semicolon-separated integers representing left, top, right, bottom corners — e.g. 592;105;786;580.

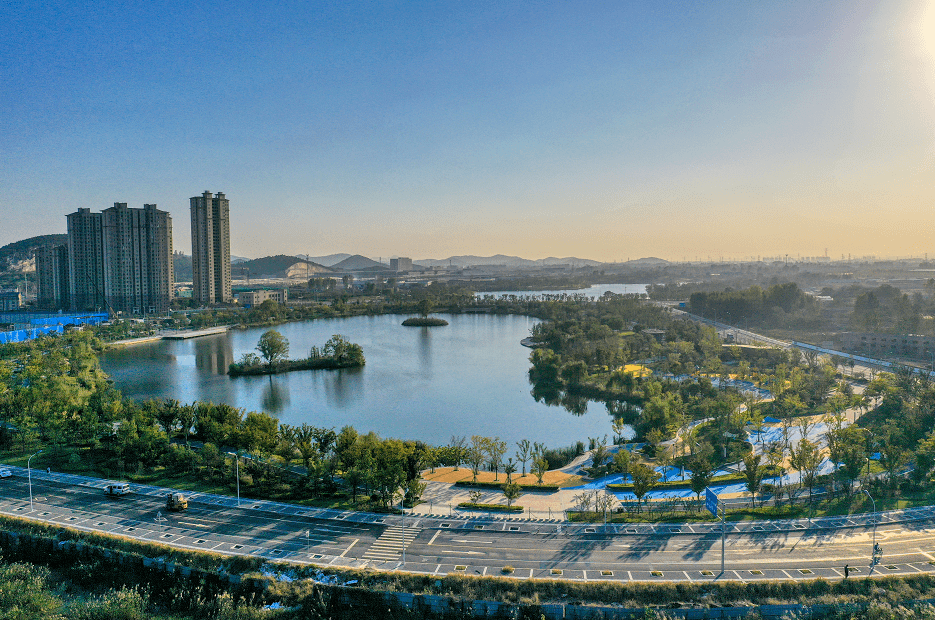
67;207;105;311
190;191;231;304
101;203;173;314
36;244;69;310
62;203;173;313
390;257;413;272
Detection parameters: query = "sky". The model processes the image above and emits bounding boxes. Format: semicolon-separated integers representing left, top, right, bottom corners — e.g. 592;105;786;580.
2;1;934;262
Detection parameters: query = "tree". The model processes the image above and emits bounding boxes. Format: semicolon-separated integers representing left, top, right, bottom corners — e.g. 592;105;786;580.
321;334;365;366
467;436;488;483
502;482;522;508
504;458;517;484
155;399;180;437
594;490;617;522
450;435;466;471
176;404;197;447
532;455;548;485
630;463;660;513
486;437;507;481
515;439;531;476
560;361;588;386
590;436;609;471
791;438;822;506
613;448;632;477
405;477;427;506
416;298;434;318
292;424;319;471
256;330;289;368
688;457;713;511
742;452;765;508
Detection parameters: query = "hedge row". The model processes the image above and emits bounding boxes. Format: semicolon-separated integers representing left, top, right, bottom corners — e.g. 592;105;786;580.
454;480;561;491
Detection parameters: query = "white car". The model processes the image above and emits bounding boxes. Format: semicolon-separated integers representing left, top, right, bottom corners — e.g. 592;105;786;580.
0;468;12;478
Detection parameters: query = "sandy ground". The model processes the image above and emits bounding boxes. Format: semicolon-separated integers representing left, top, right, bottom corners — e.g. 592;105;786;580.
422;467;575;486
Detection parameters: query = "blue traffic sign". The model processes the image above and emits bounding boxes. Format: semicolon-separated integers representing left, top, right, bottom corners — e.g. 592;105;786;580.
705;487;719;517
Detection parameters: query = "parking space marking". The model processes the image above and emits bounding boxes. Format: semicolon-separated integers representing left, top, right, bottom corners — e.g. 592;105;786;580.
338;539;358;558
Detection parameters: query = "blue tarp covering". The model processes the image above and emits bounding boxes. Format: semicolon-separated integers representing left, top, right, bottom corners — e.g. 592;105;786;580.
0;312;108;343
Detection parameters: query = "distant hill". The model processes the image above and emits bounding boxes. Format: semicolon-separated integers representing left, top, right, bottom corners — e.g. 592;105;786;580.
626;257;669;265
173;253;193;281
331;254;386;271
300;253;352;267
237;255;334;279
414;254;604;268
0;234;68;273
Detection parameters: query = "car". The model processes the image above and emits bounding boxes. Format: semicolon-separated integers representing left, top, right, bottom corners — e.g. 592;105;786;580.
0;468;12;478
105;483;130;496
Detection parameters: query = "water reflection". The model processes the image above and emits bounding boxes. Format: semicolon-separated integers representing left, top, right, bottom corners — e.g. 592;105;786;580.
262;377;290;414
418;327;432;373
560;392;590;416
530;384;561;406
193;336;233;375
322;366;364;409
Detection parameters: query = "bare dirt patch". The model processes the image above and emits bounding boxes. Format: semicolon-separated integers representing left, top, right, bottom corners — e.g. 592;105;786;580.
422;467;575;487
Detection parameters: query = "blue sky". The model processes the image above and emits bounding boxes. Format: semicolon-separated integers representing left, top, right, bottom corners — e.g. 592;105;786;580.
2;1;934;261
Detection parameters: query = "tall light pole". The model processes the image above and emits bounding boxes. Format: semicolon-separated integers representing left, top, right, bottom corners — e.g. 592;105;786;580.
235;452;240;507
399;494;407;567
28;449;43;511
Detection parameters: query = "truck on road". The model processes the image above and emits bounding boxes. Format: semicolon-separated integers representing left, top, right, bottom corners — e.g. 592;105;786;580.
165;492;188;511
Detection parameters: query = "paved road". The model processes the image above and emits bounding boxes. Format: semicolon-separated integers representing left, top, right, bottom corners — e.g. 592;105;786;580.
4;469;935;582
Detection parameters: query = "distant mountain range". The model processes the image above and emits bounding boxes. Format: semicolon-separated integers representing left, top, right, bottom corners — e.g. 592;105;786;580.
413;254;606;268
236;255;333;279
330;255;387;271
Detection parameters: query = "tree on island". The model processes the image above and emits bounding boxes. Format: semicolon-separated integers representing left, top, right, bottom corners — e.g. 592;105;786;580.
416;298;434;318
321;334;365;366
256;330;289;368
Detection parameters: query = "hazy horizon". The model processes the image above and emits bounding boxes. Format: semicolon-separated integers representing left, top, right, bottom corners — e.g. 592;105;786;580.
3;1;934;261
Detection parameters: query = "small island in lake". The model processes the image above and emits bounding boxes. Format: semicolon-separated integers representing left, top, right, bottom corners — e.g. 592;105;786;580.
402;299;449;327
229;331;365;376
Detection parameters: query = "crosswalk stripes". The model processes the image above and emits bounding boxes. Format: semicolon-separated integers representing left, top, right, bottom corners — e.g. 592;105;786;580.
361;525;420;561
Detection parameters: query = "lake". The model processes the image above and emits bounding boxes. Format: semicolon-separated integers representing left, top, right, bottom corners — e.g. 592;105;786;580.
100;313;631;448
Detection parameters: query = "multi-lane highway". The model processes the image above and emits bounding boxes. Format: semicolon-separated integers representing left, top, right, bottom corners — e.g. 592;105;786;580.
4;467;935;582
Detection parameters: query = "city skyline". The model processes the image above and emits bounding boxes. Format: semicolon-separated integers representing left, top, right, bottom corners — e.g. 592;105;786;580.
3;1;934;261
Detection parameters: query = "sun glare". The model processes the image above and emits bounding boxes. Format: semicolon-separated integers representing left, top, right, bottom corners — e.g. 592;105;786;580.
919;0;935;61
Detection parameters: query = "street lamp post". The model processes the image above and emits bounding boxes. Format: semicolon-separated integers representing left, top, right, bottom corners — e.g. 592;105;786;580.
235;451;241;507
27;449;43;511
400;495;407;567
863;489;877;566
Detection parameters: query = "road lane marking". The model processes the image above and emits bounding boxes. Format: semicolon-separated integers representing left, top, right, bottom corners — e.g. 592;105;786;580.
338;539;357;558
428;530;441;546
437;550;484;555
451;539;493;544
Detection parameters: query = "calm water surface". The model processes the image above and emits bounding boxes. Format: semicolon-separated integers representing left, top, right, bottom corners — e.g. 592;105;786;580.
100;313;624;447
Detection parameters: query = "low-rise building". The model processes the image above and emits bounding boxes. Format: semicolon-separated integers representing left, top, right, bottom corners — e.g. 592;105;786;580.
0;290;22;312
842;331;935;359
235;288;288;308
